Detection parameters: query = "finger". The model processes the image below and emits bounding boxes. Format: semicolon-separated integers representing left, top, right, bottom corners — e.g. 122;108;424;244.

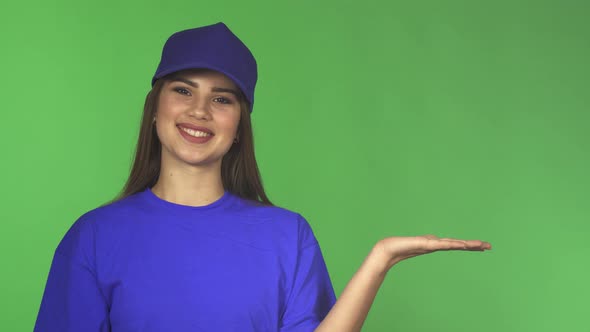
438;238;491;250
434;239;470;250
418;238;458;251
439;238;491;247
478;241;492;250
461;240;492;250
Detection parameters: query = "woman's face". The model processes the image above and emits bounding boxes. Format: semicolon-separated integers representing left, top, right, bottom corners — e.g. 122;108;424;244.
155;68;242;170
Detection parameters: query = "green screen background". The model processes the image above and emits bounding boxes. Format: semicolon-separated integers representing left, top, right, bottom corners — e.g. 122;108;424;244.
1;0;588;331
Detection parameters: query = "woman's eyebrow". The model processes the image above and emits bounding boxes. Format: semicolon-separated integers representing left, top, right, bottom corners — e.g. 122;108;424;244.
170;77;240;99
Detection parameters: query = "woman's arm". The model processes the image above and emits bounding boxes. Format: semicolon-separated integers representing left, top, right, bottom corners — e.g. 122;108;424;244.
314;235;491;332
313;244;389;332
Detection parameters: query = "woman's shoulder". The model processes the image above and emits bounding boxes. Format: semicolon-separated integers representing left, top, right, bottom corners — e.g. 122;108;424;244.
50;190;158;271
231;195;319;248
81;190;147;221
61;190;149;239
231;194;303;222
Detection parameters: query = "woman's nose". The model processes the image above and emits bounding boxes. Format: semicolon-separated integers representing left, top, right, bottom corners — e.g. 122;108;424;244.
188;99;211;119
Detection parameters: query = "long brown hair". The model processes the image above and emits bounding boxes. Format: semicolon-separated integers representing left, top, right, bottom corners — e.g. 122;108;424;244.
105;71;272;206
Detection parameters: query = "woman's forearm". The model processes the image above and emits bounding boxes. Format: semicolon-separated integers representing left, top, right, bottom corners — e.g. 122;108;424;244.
314;235;492;331
314;244;391;332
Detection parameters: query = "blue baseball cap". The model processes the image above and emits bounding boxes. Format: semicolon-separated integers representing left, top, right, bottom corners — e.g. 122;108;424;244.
151;22;258;113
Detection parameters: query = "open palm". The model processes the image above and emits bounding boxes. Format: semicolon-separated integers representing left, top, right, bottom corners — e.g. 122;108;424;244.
375;235;492;270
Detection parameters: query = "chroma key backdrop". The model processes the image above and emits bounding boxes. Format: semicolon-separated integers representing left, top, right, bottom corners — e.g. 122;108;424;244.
0;0;588;331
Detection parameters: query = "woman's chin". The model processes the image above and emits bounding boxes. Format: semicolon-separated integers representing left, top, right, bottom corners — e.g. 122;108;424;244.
178;155;222;168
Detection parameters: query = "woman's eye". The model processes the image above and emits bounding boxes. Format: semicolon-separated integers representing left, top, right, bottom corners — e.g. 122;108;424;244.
214;97;232;104
174;87;190;95
172;88;232;104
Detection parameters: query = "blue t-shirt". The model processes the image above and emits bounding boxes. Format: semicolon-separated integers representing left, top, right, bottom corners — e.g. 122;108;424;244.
34;188;336;331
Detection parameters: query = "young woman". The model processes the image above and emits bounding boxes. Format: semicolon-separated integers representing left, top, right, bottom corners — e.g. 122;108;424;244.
34;22;491;332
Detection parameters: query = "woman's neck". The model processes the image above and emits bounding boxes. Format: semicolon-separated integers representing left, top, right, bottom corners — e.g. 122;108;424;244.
151;161;225;207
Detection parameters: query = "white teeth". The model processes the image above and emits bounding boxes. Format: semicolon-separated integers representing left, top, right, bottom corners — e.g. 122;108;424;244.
180;127;211;138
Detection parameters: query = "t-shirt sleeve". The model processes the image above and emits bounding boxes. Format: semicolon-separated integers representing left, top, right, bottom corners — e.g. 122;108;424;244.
279;214;337;332
33;213;110;332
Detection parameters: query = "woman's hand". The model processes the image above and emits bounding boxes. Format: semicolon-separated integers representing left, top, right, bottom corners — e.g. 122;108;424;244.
373;235;492;272
315;235;492;332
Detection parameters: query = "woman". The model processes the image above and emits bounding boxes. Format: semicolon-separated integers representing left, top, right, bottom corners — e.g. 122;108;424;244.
34;22;491;332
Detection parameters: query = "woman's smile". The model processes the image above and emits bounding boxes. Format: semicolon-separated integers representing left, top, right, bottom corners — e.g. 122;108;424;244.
177;124;215;144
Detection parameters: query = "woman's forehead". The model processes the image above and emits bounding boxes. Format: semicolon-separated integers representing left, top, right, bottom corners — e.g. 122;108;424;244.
170;68;237;87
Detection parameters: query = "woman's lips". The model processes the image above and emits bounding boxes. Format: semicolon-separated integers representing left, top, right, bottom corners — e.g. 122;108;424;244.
177;123;213;134
177;125;214;144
